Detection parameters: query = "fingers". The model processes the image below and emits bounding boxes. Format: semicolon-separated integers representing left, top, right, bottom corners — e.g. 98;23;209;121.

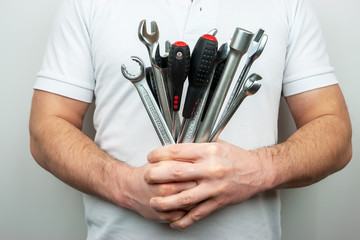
150;185;210;211
170;198;223;229
145;161;202;183
156;181;197;197
157;210;187;223
147;142;218;163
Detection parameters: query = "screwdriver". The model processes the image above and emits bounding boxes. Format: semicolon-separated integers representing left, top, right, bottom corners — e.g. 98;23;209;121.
182;34;218;118
167;41;191;140
201;58;227;121
178;34;218;142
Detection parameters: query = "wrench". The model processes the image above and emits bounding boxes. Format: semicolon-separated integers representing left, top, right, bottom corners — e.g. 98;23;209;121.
209;73;262;142
121;56;175;145
138;20;173;132
152;41;173;129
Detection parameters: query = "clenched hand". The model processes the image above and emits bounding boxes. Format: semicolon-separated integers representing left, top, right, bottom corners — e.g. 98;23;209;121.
145;140;274;229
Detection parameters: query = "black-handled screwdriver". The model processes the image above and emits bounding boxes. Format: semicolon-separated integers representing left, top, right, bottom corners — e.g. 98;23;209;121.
168;41;191;112
167;41;191;140
182;34;218;119
178;34;218;143
201;59;226;121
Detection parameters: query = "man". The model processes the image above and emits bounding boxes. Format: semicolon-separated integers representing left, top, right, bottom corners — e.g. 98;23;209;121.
29;0;352;239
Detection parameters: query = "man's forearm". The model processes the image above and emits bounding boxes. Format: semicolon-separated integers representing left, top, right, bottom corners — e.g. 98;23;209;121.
30;116;128;204
259;113;352;189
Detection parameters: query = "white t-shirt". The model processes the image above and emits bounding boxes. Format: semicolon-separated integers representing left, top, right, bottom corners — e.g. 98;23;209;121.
34;0;337;239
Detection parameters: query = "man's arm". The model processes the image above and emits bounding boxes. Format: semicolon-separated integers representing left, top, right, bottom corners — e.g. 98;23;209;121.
266;84;352;188
29;90;194;222
145;84;352;229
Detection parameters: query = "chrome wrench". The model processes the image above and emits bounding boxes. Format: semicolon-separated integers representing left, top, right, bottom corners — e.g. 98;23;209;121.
138;20;173;132
209;74;262;142
121;56;175;145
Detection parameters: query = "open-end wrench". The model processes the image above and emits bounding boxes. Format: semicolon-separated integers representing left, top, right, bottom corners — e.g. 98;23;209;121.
121;56;175;145
178;40;230;143
151;42;173;131
138;20;173;132
138;20;159;58
224;31;267;114
209;73;262;142
195;28;254;143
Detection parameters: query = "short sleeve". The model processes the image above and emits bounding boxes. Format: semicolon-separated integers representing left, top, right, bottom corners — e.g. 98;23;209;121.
34;0;95;103
282;0;338;97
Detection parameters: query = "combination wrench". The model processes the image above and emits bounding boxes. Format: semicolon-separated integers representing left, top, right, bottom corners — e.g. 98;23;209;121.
209;73;262;142
138;20;173;132
121;56;175;145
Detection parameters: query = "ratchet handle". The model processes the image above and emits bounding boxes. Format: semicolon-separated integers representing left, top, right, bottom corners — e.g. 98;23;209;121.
183;34;218;118
167;41;191;111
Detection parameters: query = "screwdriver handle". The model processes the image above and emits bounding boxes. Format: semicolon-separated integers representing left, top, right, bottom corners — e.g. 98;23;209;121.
182;34;218;119
167;41;191;111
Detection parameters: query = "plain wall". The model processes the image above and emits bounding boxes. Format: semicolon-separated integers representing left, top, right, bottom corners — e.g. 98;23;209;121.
0;0;359;239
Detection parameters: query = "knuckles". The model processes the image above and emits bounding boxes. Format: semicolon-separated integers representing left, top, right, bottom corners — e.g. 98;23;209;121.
169;164;184;178
204;143;222;157
144;168;156;183
167;144;182;158
178;194;193;207
206;163;226;179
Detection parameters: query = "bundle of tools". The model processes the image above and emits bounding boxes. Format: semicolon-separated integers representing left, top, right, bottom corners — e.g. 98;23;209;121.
121;20;267;145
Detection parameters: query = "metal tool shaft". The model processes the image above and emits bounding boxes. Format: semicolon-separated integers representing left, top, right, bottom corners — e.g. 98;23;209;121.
121;57;175;145
178;94;207;143
224;33;267;115
195;28;254;143
209;76;261;142
133;80;175;145
138;20;173;133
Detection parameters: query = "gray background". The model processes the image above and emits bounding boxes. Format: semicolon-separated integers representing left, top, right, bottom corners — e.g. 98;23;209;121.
0;0;359;239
